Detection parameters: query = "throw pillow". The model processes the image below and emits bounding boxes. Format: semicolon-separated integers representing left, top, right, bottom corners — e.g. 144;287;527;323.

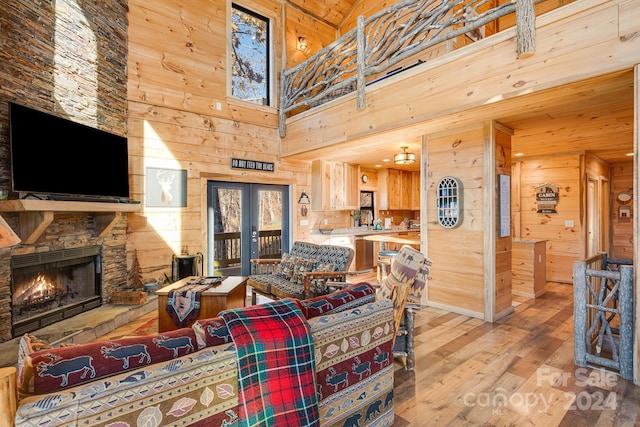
18;327;198;396
298;282;375;318
276;253;297;280
289;258;318;285
192;317;232;349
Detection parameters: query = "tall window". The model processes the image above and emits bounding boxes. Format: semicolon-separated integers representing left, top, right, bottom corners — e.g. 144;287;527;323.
231;4;270;106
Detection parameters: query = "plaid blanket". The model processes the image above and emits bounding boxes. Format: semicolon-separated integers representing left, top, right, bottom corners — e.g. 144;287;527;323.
220;299;319;427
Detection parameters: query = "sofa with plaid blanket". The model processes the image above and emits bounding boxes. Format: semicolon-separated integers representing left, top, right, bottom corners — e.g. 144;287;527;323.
3;282;395;427
248;241;355;301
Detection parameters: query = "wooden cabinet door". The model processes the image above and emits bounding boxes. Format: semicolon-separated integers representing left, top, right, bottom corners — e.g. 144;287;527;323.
411;171;420;210
311;160;360;211
311;160;331;210
400;170;412;209
387;169;401;209
342;162;360;210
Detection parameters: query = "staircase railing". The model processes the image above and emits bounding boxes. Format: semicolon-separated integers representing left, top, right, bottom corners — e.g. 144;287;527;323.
279;0;540;136
573;253;634;379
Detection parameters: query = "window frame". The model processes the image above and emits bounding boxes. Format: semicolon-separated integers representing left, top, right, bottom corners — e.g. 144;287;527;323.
228;1;276;108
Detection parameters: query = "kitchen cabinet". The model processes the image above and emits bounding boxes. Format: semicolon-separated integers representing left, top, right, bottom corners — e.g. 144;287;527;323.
512;239;546;298
311;160;360;211
411;171;420;210
379;168;414;210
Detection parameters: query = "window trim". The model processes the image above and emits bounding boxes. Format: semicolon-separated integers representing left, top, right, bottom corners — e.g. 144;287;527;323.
228;0;276;108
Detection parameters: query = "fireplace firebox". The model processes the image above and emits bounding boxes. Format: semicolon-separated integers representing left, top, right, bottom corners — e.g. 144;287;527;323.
11;246;103;337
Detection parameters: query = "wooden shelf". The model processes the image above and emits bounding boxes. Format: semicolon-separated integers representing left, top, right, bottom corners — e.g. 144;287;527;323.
0;199;141;244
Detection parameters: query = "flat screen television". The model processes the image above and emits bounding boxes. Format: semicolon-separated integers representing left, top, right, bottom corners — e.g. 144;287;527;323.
9;102;130;201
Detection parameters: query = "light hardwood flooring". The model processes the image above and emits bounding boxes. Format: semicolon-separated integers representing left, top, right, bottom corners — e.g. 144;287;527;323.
96;278;640;426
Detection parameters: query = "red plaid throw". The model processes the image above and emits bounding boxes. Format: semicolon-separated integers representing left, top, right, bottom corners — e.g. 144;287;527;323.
220;299;319;426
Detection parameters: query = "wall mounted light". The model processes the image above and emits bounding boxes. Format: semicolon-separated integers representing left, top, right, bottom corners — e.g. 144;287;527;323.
394;146;416;165
298;191;311;216
297;36;308;52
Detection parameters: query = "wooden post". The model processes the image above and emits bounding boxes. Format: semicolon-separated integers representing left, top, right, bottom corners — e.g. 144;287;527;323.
0;367;17;427
573;260;587;367
356;15;366;110
516;0;536;58
619;265;634;380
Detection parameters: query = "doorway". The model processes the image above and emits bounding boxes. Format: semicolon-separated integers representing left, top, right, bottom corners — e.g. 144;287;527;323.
207;181;290;276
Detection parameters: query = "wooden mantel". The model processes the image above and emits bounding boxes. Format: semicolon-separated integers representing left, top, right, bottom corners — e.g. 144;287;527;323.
0;199;141;244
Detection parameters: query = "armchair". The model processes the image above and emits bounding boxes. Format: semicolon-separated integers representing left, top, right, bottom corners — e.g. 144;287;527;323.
328;244;431;371
248;241;354;302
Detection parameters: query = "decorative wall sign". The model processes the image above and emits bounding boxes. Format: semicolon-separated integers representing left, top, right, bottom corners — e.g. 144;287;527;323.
231;158;274;172
535;183;560;213
146;167;187;207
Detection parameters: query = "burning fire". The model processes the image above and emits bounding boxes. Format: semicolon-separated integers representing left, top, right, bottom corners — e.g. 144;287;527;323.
15;274;59;306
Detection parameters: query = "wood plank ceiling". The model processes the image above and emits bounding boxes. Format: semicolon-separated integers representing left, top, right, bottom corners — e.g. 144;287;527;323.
287;70;635;171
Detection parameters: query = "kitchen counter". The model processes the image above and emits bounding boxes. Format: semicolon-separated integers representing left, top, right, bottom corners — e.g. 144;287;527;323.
311;226;420;236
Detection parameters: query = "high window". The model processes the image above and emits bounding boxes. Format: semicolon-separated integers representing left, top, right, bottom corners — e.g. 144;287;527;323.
231;3;270;106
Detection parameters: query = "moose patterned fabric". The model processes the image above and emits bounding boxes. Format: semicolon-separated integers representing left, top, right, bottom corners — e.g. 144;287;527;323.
17;327;198;395
14;286;395;427
311;298;395;426
16;343;240;427
298;282;376;318
220;299;320;427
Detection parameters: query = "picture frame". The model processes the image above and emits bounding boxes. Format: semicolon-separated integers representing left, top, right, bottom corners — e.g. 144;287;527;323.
146;167;187;207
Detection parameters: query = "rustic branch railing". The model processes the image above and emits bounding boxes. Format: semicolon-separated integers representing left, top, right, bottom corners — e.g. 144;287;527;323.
573;253;633;380
279;0;540;137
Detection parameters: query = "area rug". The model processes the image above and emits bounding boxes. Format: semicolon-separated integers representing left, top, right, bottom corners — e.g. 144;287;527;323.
220;299;319;427
132;316;159;336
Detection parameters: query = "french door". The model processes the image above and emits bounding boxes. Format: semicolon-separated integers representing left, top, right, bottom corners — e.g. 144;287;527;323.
207;181;290;276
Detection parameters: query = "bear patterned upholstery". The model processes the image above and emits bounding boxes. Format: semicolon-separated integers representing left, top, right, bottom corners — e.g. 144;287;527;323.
249;241;354;301
10;286;394;427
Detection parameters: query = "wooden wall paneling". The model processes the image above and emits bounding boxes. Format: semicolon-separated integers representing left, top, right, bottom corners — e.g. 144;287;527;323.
426;125;488;319
515;154;582;282
611;162;634;258
494;122;513;319
284;5;337;69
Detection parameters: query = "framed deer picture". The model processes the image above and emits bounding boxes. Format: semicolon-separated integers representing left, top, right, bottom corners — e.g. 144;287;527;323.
146;167;187;207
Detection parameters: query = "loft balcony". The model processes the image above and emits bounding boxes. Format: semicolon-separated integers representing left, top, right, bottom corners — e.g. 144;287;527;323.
279;0;640;164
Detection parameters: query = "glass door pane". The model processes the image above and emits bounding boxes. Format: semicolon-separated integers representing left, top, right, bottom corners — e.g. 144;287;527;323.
208;182;289;276
208;183;243;276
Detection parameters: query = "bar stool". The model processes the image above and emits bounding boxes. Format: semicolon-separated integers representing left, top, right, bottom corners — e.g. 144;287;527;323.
377;249;399;282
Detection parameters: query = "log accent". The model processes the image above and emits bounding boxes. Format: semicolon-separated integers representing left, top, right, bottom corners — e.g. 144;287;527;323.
517;0;537;58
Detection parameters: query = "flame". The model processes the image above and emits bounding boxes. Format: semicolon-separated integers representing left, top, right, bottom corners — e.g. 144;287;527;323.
28;274;55;300
15;274;59;306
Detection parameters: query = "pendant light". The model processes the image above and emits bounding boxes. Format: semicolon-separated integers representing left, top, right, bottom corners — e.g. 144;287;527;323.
394;146;416;165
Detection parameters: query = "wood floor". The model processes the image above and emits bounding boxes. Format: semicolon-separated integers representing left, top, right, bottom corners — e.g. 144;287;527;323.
97;279;640;426
393;281;640;426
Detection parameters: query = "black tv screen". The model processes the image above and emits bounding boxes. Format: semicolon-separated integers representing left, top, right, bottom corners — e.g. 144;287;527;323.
9;102;130;200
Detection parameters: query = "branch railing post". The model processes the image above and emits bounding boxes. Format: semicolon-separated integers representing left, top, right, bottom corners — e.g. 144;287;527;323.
356;15;366;110
279;69;287;137
516;0;536;58
574;260;588;368
619;265;634;380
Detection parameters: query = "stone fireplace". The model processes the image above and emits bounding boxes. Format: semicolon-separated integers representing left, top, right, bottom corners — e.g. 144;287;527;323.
11;246;103;337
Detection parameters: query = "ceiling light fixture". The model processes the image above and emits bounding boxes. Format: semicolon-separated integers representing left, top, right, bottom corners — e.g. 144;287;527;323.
394;146;416;165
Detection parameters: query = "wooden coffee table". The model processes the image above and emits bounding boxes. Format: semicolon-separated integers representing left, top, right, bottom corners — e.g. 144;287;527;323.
156;275;248;332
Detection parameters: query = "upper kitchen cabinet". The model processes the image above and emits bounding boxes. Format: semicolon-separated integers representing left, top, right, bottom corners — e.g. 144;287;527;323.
379;168;416;210
311;160;360;211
